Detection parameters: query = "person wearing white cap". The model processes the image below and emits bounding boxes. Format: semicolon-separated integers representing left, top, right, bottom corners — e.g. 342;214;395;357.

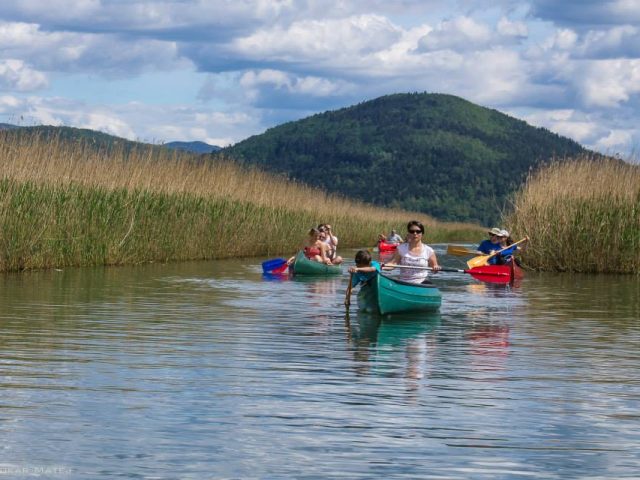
476;227;506;265
498;229;522;265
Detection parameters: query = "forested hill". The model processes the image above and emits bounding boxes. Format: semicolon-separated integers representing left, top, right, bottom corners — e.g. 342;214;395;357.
218;93;589;225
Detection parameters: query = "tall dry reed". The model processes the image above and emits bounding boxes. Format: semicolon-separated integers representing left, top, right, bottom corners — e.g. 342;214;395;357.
0;130;480;271
505;157;640;273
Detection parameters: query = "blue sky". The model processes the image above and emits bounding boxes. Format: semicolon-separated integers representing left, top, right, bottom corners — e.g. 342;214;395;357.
0;0;639;158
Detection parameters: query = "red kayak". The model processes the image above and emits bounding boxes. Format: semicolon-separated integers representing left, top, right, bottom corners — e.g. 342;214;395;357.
378;240;400;252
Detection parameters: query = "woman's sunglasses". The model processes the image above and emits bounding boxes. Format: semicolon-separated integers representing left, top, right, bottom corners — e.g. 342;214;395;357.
408;229;423;234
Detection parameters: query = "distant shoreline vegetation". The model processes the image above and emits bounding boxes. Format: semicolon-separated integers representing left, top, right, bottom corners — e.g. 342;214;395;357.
506;157;640;274
0;130;481;272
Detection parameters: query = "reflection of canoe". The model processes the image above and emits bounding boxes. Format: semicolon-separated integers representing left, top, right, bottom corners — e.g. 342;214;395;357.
291;250;342;276
358;273;441;315
378;240;399;252
376;314;441;345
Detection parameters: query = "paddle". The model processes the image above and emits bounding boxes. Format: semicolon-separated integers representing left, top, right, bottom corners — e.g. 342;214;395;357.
466;237;529;269
382;264;512;283
447;245;478;256
261;257;288;274
344;272;354;306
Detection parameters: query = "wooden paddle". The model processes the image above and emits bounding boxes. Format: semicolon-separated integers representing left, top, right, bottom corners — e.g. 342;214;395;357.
466;237;529;269
383;264;513;283
447;245;478;256
344;272;354;306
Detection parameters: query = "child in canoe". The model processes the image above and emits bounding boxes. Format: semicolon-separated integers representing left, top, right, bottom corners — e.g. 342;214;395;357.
348;250;381;287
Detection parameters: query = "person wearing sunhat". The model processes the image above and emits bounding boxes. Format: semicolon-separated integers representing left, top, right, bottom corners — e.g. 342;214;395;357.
476;227;505;265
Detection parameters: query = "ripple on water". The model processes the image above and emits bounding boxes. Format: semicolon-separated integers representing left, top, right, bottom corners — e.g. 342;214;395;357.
0;258;638;478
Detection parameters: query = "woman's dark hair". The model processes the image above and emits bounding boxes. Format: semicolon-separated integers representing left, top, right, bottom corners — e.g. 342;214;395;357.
407;220;424;233
354;250;372;266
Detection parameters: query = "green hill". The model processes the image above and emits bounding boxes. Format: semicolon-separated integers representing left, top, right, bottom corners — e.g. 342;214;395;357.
219;93;589;225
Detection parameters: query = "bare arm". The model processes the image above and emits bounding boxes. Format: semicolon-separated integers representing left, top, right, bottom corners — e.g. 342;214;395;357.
428;251;441;271
348;265;377;273
319;242;332;264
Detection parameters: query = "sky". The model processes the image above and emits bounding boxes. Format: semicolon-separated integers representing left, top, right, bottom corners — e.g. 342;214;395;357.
0;0;639;158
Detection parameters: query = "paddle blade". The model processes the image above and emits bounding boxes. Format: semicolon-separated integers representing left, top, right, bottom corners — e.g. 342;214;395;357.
467;254;491;268
447;245;475;256
262;258;287;273
467;265;511;284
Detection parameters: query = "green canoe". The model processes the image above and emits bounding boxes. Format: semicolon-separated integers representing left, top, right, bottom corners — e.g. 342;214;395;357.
291;250;342;276
357;273;441;315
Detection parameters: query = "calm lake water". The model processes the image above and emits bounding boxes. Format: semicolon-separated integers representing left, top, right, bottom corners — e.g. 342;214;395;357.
1;246;639;479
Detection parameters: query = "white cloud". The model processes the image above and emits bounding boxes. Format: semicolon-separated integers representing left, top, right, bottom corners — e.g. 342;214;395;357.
417;15;528;53
233;14;402;62
595;129;633;151
418;16;493;52
0;21;187;76
239;69;353;97
0;59;47;91
497;17;528;38
0;0;639;157
573;59;640;107
577;25;640;58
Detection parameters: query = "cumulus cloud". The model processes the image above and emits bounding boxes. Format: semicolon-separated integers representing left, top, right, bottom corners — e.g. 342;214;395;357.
571;59;640;107
520;107;640;157
417;15;527;53
0;21;187;76
0;94;264;146
231;15;402;66
0;59;47;91
0;0;639;156
576;25;640;58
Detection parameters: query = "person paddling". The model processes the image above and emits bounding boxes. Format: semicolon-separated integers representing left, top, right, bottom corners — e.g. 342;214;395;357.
476;228;505;265
383;220;441;284
287;228;332;265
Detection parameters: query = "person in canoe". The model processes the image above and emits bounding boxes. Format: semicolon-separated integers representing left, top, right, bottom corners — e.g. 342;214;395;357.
387;229;403;243
318;223;343;265
287;227;333;266
498;229;524;266
476;227;506;265
383;220;441;284
348;250;381;287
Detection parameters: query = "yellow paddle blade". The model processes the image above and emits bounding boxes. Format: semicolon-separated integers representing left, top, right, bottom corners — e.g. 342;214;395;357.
447;245;476;256
466;254;491;268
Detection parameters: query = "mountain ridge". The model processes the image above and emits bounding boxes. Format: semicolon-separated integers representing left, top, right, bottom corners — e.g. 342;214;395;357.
218;93;591;224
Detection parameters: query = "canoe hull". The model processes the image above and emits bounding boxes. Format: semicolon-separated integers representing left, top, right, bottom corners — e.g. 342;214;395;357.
378;241;399;252
291;251;342;276
358;273;441;315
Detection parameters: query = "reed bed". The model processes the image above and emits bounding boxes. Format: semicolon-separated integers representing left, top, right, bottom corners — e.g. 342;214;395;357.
505;157;640;273
0;130;480;271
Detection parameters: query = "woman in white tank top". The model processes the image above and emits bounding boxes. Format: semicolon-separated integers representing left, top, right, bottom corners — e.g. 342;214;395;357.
384;220;441;283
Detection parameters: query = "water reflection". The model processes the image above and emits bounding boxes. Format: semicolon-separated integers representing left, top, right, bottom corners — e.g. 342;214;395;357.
0;256;638;479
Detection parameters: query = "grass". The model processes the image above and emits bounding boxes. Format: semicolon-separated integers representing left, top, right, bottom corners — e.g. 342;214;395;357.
0;129;482;272
505;156;640;273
